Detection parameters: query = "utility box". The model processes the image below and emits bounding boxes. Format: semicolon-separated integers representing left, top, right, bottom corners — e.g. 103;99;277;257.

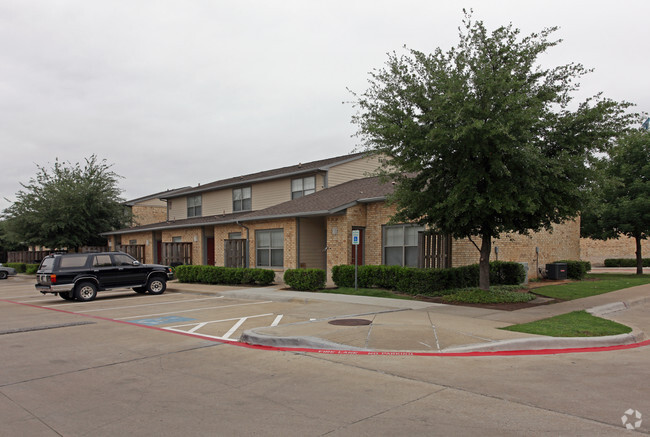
546;263;568;280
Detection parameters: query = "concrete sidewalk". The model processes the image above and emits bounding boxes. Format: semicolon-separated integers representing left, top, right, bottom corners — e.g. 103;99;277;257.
167;281;649;353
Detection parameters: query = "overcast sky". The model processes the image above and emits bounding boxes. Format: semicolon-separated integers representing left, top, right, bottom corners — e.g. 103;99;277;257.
1;1;648;211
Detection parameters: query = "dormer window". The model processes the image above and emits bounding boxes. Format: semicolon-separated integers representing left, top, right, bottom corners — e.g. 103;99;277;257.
187;195;202;218
233;186;252;212
291;176;316;199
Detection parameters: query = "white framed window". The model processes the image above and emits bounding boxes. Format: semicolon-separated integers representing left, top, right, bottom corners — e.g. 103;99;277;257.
383;224;424;267
187;195;202;217
291;176;316;199
233;187;252;212
256;229;283;268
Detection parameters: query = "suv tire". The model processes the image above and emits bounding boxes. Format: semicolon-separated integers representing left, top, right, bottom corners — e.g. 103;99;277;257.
75;281;97;302
59;291;75;301
147;276;166;294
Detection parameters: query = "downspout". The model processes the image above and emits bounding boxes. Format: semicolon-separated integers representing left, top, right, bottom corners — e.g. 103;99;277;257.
236;221;250;268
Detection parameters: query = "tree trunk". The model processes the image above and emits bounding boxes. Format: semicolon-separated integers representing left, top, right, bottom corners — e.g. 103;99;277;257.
635;235;644;275
479;233;492;290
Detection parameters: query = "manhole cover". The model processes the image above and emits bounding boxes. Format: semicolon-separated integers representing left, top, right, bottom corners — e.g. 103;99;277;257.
328;318;372;326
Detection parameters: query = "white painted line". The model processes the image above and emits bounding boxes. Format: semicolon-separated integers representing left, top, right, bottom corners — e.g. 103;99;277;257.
118;301;274;320
188;322;207;334
164;313;274;340
77;296;224;312
271;315;283;327
223;318;249;340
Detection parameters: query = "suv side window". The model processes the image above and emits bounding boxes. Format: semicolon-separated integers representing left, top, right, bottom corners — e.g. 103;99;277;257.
59;256;90;269
113;253;136;266
93;255;113;267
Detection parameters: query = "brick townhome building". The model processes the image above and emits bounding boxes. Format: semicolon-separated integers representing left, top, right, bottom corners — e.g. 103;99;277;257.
104;152;581;283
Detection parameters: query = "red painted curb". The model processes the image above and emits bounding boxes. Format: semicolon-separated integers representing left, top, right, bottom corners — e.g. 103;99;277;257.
4;298;649;357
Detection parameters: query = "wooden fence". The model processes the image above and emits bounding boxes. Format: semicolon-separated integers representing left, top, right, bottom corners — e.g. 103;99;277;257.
224;239;247;268
8;246;109;264
161;242;192;266
418;233;452;269
116;245;145;263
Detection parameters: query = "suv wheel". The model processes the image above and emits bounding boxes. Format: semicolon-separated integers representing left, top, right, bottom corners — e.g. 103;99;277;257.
75;282;97;302
59;291;75;301
147;276;166;295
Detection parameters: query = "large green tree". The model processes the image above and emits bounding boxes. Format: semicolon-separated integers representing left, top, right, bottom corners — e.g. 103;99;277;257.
581;128;650;274
351;11;634;289
2;155;131;251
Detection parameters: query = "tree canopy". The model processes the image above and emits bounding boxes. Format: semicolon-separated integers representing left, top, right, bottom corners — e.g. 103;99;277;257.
351;11;634;289
2;155;131;250
581;128;650;274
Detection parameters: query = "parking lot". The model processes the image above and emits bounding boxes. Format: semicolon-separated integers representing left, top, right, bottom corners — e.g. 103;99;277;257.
0;275;402;348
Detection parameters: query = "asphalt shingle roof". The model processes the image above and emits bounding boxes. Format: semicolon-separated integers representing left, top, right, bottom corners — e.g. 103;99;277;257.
104;176;393;235
161;152;368;199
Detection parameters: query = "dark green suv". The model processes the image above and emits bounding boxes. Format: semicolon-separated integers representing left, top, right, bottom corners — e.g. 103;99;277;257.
35;252;174;302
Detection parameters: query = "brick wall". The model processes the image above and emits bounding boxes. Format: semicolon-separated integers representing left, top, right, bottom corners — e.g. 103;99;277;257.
580;237;650;266
452;219;581;278
131;205;167;226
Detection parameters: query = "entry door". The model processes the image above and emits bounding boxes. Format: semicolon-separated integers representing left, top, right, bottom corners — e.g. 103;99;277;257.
351;227;365;265
206;237;215;265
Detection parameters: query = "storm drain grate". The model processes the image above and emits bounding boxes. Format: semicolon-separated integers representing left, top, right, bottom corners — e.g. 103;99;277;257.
328;319;372;326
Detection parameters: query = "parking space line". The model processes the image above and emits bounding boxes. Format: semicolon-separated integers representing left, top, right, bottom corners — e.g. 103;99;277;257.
77;296;224;312
117;300;273;320
271;315;283;327
164;313;274;340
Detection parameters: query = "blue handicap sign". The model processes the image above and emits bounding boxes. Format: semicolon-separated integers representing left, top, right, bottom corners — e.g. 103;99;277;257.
130;316;196;326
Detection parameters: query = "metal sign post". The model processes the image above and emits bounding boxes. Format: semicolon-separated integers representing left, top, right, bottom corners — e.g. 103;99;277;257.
352;230;360;291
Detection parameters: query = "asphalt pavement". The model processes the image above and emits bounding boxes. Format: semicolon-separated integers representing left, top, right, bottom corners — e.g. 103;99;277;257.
166;275;650;354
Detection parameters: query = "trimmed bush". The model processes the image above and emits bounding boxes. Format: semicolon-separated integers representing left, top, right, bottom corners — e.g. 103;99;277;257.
25;264;39;274
554;260;592;280
331;261;525;296
174;265;275;286
283;269;326;291
4;263;27;273
604;258;650;268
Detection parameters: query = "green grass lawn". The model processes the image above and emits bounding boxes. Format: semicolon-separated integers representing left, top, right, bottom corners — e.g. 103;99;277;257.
501;310;633;337
319;287;414;300
532;273;650;301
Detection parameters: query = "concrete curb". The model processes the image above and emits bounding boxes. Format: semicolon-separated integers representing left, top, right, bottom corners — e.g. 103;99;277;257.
239;331;368;351
239;298;648;353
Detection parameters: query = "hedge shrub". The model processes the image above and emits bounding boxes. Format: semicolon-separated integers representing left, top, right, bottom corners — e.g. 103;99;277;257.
331;262;525;296
4;263;27;273
174;265;275;286
604;258;650;268
283;269;326;291
554;260;592;280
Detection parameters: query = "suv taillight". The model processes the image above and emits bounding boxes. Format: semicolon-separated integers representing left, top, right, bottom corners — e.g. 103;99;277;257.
50;274;57;284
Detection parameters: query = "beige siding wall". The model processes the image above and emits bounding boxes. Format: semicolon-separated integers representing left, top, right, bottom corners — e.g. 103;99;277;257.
327;155;381;187
202;190;233;216
167;197;187;221
253;178;291;210
581;237;650;266
136;198;166;207
452;219;581;278
298;217;326;269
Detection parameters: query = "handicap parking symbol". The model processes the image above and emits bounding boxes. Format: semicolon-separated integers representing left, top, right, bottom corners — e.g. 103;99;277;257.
130;316;196;326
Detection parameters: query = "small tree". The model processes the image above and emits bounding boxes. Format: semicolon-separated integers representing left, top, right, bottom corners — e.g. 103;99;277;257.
581;128;650;274
2;155;131;251
351;11;634;289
